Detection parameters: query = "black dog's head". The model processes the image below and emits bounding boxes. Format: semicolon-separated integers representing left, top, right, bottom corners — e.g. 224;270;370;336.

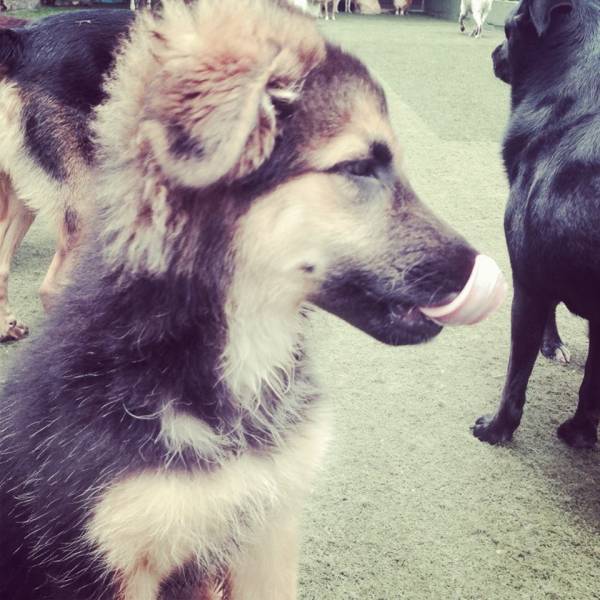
491;0;593;90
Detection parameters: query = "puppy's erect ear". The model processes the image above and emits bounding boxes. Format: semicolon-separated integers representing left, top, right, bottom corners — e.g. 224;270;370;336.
138;1;325;189
528;0;573;36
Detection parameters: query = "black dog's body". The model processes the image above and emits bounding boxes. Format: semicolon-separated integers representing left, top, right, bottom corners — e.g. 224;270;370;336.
474;0;600;446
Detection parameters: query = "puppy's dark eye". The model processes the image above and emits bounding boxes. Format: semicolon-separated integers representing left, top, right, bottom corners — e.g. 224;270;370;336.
331;159;378;179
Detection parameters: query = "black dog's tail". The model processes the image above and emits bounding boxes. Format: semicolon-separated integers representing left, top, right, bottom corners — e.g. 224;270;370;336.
0;24;25;76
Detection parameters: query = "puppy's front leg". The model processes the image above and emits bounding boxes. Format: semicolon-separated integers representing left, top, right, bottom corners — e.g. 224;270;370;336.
557;320;599;448
229;511;299;600
473;282;549;444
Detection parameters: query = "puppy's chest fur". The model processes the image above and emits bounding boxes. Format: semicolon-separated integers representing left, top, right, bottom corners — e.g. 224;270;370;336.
85;401;330;599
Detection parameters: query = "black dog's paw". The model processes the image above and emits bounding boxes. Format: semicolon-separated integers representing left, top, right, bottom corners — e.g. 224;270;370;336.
472;415;515;444
540;340;571;364
557;418;597;448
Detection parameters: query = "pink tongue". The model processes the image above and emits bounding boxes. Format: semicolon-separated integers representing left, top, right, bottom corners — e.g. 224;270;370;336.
419;255;507;326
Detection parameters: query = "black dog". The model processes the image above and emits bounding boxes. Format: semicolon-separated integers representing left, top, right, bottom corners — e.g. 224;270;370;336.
474;0;600;447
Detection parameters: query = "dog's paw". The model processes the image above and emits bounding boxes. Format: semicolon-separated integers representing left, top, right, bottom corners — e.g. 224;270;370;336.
540;341;571;364
0;318;28;343
472;415;516;444
557;418;597;448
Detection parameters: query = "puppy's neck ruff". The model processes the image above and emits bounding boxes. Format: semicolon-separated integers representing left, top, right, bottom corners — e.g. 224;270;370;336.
222;285;305;412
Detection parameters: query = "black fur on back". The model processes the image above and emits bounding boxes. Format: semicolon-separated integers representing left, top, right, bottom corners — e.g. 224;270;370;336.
12;10;134;111
3;10;134;179
500;0;600;318
0;27;23;76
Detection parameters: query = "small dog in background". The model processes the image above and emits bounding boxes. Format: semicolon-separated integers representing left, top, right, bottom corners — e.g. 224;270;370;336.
395;0;413;15
320;0;337;19
459;0;493;37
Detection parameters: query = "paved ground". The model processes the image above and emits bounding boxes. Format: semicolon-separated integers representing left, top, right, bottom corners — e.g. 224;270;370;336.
2;10;599;600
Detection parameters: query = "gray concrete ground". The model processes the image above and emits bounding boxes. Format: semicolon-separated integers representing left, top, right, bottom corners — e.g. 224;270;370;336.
1;11;599;600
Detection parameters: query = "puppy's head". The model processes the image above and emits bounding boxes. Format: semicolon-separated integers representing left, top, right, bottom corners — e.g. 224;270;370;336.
96;0;502;354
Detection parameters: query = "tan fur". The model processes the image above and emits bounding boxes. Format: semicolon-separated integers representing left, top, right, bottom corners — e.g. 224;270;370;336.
86;412;330;599
307;91;404;171
222;172;391;406
228;510;299;599
95;0;325;275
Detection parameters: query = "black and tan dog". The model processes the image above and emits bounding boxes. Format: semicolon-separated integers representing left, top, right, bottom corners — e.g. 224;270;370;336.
0;10;133;341
0;1;505;598
473;0;600;447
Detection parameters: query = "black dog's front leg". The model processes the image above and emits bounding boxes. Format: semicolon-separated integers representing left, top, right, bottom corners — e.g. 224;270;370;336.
473;283;549;444
557;320;599;448
540;301;571;363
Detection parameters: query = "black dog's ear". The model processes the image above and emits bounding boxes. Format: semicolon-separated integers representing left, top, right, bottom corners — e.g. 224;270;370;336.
529;0;573;36
0;28;23;75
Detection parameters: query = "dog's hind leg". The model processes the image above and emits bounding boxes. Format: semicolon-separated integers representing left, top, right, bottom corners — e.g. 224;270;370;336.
229;512;299;600
556;320;600;448
0;173;34;342
39;208;81;312
458;1;468;32
471;12;483;37
540;301;571;363
473;283;549;444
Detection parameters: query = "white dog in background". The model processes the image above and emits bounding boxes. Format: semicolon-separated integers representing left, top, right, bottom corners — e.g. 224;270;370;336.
459;0;493;37
319;0;338;19
289;0;322;17
290;0;308;9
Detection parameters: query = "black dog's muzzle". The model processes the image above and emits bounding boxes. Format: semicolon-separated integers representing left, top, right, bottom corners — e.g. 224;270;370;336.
492;42;511;84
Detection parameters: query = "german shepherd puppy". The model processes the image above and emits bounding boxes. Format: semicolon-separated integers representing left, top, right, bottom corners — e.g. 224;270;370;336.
0;10;133;342
473;0;600;447
0;1;505;598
